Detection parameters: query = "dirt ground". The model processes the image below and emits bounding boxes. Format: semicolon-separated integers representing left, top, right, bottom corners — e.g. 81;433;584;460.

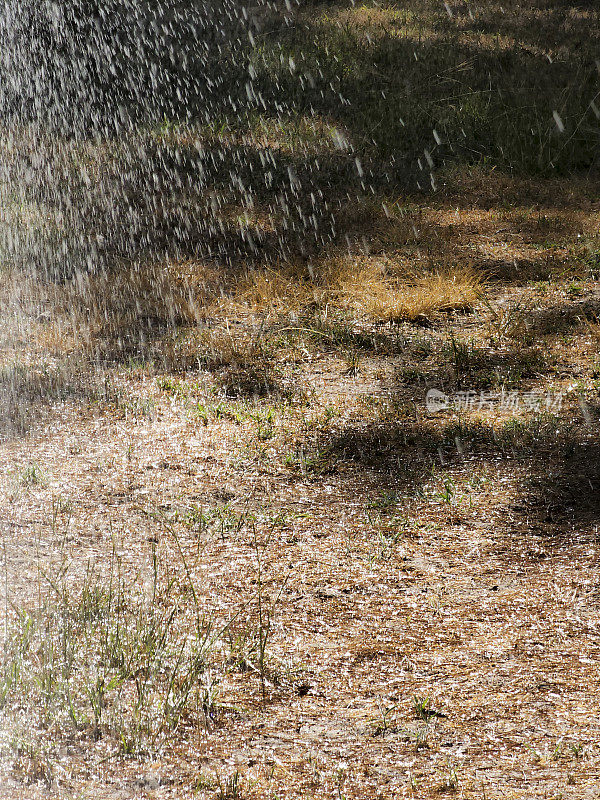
2;180;600;797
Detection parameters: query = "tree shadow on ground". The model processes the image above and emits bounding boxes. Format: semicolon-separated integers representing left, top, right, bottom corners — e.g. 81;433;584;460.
292;404;600;556
512;438;600;544
279;0;600;174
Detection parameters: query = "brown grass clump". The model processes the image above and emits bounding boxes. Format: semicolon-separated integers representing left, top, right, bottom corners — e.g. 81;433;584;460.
222;258;482;324
374;269;481;322
331;261;482;322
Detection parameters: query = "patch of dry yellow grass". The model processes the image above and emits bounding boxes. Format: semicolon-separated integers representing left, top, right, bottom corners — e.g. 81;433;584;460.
322;258;482;321
225;257;482;323
369;267;482;321
232;266;313;314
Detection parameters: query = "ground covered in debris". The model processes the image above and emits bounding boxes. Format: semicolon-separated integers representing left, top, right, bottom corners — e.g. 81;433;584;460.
2;171;600;799
2;0;600;797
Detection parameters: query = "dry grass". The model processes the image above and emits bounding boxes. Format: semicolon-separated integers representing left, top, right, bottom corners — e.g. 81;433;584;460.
232;266;314;314
210;257;482;324
35;261;215;359
339;263;482;322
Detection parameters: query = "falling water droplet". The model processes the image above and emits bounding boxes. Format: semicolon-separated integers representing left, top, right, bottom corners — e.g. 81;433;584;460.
553;111;565;133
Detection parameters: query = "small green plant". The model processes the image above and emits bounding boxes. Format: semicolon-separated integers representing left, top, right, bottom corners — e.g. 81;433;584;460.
20;462;45;487
441;760;459;792
551;739;563;761
199;674;221;731
577;236;600;279
195;403;210;425
412;695;447;722
440;477;454;503
435;477;458;514
371;699;397;736
156;376;184;395
8;735;55;788
413;695;432;721
482;296;535;347
284;443;332;477
334;763;348;800
413;725;430;751
120;396;155;418
366;491;399;511
251;407;276;441
409;770;419;792
182;504;212;533
216;770;243;800
444;332;478;381
375;529;402;561
52;495;73;517
570;741;585;759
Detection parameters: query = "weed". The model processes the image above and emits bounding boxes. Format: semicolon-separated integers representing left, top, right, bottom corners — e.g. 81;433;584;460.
412;694;446;722
224;625;259;674
551;739;563;761
570;742;585;759
413;695;433;721
0;533;238;757
212;401;245;423
343;349;361;377
575;236;600;279
497;412;564;452
9;735;55;789
199;672;221;731
284;444;332;477
398;365;427;385
444;332;479;381
195;773;218;791
440;760;460;793
366;491;400;511
121;396;155;418
52;495;73;517
20;462;45;487
182;504;212;533
194;403;210;425
436;476;455;508
371;699;397;736
156;376;185;395
251;407;277;441
413;725;430;751
483;297;536;347
217;770;244;800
